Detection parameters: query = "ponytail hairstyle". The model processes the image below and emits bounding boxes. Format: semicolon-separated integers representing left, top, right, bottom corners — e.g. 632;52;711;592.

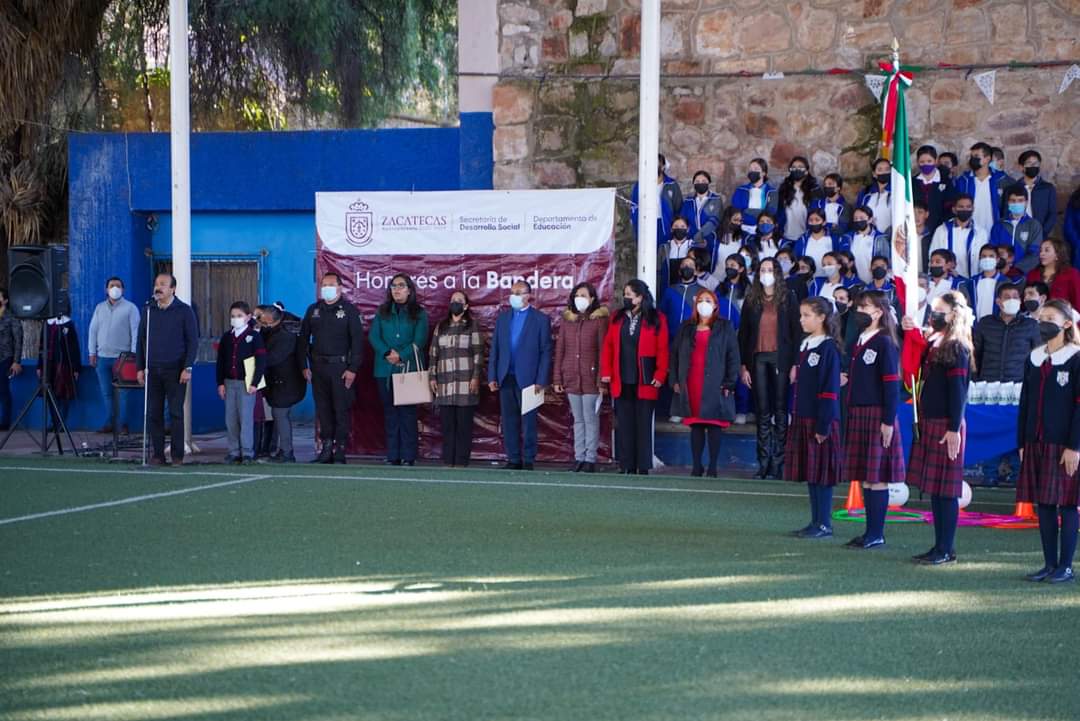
932;290;976;371
800;295;842;344
855;289;899;347
1041;299;1080;346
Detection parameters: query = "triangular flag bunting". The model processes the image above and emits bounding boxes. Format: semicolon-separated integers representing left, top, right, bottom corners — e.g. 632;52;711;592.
973;70;995;104
1060;64;1080;94
865;74;887;102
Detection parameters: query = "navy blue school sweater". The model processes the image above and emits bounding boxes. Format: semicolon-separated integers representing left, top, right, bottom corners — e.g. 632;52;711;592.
917;339;969;432
1017;343;1080;449
846;330;900;421
793;335;841;436
216;323;266;387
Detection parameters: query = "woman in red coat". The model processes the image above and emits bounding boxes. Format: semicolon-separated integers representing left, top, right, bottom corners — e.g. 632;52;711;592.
1026;238;1080;311
601;279;669;475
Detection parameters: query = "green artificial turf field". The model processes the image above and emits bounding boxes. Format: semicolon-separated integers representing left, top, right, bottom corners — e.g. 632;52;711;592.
1;457;1078;721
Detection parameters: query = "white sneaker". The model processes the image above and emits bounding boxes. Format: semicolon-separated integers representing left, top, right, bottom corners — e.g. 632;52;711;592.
669;416;682;423
735;413;747;425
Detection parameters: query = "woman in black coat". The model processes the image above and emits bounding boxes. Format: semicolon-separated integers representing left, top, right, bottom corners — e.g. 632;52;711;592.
258;305;306;462
670;288;740;477
737;256;802;479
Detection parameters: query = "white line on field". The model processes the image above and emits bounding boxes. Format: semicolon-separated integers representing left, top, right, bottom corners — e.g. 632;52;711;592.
0;475;270;526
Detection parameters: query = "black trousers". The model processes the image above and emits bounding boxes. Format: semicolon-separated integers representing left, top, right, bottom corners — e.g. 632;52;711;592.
616;384;655;473
312;359;354;448
376;379;419;463
752;351;789;462
147;365;185;461
440;404;476;466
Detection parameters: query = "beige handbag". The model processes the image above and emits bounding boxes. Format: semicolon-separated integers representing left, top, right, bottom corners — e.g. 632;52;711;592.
392;345;432;406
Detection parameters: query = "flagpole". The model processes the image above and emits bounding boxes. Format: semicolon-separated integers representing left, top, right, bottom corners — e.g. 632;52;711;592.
887;38;921;319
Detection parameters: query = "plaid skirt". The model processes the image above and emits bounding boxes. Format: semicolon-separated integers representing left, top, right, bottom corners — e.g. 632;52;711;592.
785;417;842;487
908;418;966;497
1017;441;1080;506
842;405;906;484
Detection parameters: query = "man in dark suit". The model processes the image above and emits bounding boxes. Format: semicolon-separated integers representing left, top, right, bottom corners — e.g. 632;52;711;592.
487;280;553;470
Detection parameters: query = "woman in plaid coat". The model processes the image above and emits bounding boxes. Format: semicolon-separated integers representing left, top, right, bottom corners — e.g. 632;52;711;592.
429;291;484;467
1016;299;1080;584
785;296;842;539
842;289;904;550
902;290;973;566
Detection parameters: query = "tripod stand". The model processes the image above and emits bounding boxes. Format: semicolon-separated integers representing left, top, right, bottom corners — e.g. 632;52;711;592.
0;321;80;455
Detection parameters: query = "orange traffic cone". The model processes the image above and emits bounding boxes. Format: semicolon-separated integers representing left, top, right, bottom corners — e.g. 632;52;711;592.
1013;501;1036;520
845;480;864;512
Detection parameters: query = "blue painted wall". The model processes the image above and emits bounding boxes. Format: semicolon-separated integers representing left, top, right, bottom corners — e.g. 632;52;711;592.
26;118;493;433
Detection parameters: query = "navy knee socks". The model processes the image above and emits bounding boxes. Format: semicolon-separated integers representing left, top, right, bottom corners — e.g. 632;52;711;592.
865;489;888;541
1037;503;1060;569
930;495;945;551
807;484;820;527
1060;506;1079;570
935;494;959;555
817;485;834;529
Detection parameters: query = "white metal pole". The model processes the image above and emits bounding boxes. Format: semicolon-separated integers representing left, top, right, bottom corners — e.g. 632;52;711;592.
636;0;660;290
169;0;194;455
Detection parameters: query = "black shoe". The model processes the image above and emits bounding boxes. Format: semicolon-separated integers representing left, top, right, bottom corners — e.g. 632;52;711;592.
384;459;402;466
857;537;886;550
572;462;584;473
920;550;957;565
223;453;241;465
313;447;333;464
844;535;865;547
504;462;523;471
334;450;347;465
1025;565;1056;582
1047;567;1075;584
402;460;415;467
801;525;833;539
637;469;649;475
753;466;769;479
791;524;816;537
912;547;938;563
272;452;296;464
582;462;596;474
691;466;705;478
706;467;719;479
523;463;534;471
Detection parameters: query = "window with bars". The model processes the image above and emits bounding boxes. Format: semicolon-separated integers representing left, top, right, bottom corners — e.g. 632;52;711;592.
153;259;260;363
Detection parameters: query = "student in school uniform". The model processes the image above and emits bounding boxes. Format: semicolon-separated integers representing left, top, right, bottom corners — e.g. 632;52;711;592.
688;248;721;294
600;280;670;475
215;301;266;464
631;152;682;247
777;156;822;243
1016;150;1057;237
791;208;843;276
990;146;1013;184
990;185;1044;273
681;170;724;248
808;252;845;300
926;249;968;304
746;210;783;260
715;207;750;269
775;247;796;280
953;142;1009;235
810;173;853;239
843;206;891;284
842;289;905;550
658;215;695;290
836;250;864;293
730;157;779;224
902;291;974;566
785;296;843;538
670;289;740;478
966;244;1009;322
721;253;751;313
1016;299;1080;583
865;256;901;312
1023;281;1049;318
996;243;1025;282
912;145;949;234
1026;238;1080;311
857;158;893;235
928;193;987;279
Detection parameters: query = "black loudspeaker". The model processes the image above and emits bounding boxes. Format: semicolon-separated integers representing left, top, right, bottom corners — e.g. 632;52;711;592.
8;245;69;319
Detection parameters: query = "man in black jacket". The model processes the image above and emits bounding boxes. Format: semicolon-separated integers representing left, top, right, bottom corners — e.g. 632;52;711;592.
257;304;305;462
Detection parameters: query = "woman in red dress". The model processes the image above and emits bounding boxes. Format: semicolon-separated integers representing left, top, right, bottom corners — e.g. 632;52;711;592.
670;289;740;477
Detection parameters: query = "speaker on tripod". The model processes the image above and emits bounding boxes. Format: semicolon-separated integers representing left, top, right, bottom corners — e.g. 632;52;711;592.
0;245;79;455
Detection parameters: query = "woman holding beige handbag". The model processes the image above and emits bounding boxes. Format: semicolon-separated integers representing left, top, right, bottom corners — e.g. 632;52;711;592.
370;274;429;466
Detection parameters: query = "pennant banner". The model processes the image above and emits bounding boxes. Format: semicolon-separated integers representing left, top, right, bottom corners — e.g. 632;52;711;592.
973;69;996;104
865;73;887;102
1060;64;1080;94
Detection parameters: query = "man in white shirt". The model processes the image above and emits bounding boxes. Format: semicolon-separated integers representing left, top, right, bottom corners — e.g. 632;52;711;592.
928;194;987;278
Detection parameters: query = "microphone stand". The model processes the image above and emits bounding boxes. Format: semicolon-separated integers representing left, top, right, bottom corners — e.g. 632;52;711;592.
141;296;154;466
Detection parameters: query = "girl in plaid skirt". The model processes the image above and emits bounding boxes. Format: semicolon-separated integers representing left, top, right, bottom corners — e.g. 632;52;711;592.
785;297;842;538
842;289;904;550
902;290;973;566
1017;299;1080;584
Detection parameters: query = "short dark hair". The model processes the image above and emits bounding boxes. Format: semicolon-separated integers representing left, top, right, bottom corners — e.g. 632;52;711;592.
256;304;282;322
824;172;843;187
931;248;956;264
871;157;890;170
996;244;1015;257
996;282;1021;299
916;145;938;159
991;146;1005;159
1006;184;1027;201
672;214;689;226
230;301;251;315
914;198;928;211
155;272;177;288
970;141;993;155
1027;281;1050;297
322;272;343;285
105;277;124;289
693;169;711;183
1018;149;1042;165
954;193;974;205
871;255;891;268
749;157;768;175
807;207;827;223
940;152;959;165
979;243;998;257
854;204;874;218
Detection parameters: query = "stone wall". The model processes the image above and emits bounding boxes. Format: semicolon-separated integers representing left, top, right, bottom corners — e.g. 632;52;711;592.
491;0;1079;268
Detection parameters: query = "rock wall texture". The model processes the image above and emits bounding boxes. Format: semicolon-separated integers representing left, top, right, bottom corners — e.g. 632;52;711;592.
491;0;1079;273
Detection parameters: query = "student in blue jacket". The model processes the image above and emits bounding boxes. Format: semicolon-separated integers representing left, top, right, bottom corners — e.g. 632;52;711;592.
953;142;1009;234
730;157;778;224
990;185;1044;272
810;173;853;239
681;170;724;247
857;158;893;235
631;152;683;247
1015;150;1057;236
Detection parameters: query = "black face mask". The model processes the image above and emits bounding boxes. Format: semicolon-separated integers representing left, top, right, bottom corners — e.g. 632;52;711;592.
969;157;982;171
672;227;689;240
449;302;465;316
852;219;869;232
930;311;948;332
876;173;891;185
835;301;849;314
824;186;838;198
789;168;806;180
679;267;696;282
954;209;973;222
623;297;636;312
694;182;710;195
1024;166;1040;179
730;222;743;234
938;164;951;179
997;258;1007;270
852;311;873;331
1023;299;1041;314
725;267;739;280
1039;321;1063;343
929;266;945;278
807;222;825;235
747;171;762;184
871;267;888;281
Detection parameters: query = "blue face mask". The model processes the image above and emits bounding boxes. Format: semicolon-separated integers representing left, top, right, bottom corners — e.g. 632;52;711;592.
509;294;526;310
990;160;1001;172
320;286;338;302
757;222;774;235
1008;202;1025;216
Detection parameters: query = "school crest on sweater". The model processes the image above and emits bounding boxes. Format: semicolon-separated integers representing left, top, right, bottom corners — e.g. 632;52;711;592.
808;352;820;367
1058;371;1070;387
863;349;877;364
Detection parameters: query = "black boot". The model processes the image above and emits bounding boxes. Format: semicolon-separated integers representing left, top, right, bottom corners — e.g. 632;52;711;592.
314;445;333;464
754;414;773;479
769;414;787;479
252;423;263;460
260;421;275;457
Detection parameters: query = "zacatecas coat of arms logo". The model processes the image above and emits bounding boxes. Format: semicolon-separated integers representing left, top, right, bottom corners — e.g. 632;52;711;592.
345;199;374;247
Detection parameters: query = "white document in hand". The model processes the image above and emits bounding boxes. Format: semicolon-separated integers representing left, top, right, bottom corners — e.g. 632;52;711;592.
521;385;545;415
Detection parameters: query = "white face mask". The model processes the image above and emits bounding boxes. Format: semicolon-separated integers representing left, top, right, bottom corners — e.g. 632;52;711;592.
759;272;776;288
320;286;338;303
1002;298;1022;316
778;259;793;274
918;287;928;304
979;257;998;273
230;316;248;330
822;264;839;277
574;296;591;313
696;301;715;318
107;286;123;301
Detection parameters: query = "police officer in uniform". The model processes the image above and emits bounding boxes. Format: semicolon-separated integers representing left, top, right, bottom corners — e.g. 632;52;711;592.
298;272;366;463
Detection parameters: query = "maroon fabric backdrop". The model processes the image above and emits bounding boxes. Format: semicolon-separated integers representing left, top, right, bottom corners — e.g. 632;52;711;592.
316;248;616;462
